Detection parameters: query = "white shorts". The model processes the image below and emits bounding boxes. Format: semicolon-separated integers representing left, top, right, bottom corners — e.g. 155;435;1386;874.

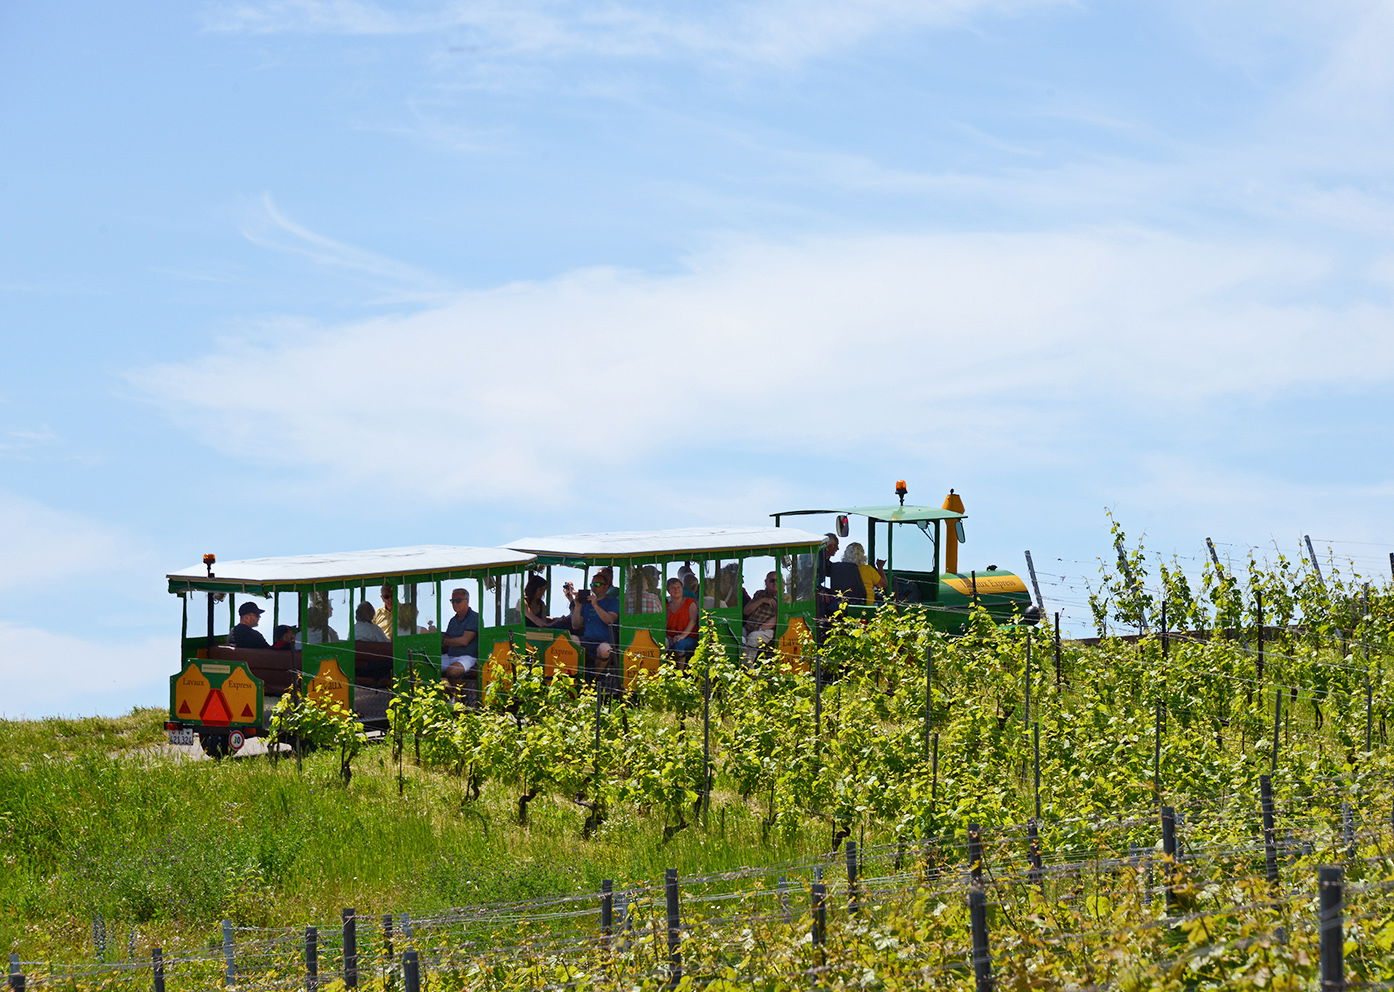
441;654;477;675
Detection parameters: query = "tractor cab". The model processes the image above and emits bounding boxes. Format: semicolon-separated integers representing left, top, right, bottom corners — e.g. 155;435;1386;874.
772;483;1035;630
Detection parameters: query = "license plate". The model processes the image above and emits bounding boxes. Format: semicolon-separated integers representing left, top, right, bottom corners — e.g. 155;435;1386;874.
167;727;194;746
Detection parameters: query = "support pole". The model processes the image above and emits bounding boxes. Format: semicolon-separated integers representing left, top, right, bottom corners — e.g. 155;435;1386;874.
1305;535;1326;589
1053;611;1062;687
923;641;933;764
1033;721;1042;822
600;880;614;947
1260;776;1278;885
151;948;165;992
968;823;984;885
305;926;318;992
664;868;682;988
1024;551;1044;614
401;950;420;992
1027;820;1044;896
1256;590;1265;683
222;920;235;988
811;880;827;947
1161;807;1178;912
1318;866;1344;992
342;909;357;990
968;887;994;992
845;840;860;916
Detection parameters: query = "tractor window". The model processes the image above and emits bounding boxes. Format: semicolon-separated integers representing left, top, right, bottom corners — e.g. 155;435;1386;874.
890;521;938;575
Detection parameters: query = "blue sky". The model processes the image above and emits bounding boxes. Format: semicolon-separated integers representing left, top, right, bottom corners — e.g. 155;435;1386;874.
3;0;1393;716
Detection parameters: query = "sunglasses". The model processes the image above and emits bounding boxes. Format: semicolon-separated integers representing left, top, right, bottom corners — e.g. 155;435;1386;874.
450;597;466;603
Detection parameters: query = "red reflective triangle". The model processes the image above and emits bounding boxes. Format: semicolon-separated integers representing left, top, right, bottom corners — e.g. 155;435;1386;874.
200;689;232;726
178;700;191;715
240;703;254;718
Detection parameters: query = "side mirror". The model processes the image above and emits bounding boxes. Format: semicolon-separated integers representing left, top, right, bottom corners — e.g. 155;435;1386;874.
955;520;966;544
836;515;850;538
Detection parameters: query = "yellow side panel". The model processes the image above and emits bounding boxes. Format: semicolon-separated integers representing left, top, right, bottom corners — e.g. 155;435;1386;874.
624;628;662;691
778;617;812;674
308;659;351;710
544;634;579;681
173;663;210;721
480;641;514;695
942;575;1028;596
220;665;260;724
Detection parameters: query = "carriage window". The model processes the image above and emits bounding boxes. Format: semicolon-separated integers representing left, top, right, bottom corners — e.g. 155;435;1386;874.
744;556;778;607
626;563;662;615
409;582;437;634
481;574;505;628
703;560;739;609
782;553;814;604
497;573;522;626
443;579;479;631
673;561;700;605
304;589;348;645
272;591;299;643
550;566;587;617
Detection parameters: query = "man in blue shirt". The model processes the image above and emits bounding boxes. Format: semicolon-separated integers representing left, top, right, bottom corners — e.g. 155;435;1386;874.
441;587;479;690
568;567;619;693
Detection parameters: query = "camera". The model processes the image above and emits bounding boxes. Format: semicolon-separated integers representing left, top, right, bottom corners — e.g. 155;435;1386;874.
576;589;592;603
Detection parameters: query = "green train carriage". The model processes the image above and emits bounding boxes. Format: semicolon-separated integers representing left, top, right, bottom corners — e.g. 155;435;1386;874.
165;545;536;756
506;525;828;684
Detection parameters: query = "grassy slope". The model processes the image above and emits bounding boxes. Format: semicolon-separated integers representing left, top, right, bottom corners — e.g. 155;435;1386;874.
0;708;847;958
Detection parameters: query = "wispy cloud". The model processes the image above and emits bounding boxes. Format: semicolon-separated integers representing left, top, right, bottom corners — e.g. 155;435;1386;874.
205;0;1069;66
240;193;452;303
132;227;1394;516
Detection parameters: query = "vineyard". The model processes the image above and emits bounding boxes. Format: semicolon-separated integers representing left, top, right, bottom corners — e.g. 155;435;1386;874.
5;533;1394;989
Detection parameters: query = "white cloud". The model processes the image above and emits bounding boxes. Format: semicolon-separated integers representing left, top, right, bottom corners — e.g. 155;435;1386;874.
133;228;1394;511
0;623;170;719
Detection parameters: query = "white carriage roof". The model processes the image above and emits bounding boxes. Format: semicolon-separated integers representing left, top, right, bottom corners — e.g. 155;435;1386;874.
508;526;827;559
168;545;535;586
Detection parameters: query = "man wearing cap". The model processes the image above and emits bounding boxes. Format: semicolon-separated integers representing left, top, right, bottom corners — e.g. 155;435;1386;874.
232;602;272;649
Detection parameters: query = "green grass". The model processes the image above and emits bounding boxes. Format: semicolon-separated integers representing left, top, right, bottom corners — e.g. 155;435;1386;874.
0;708;858;959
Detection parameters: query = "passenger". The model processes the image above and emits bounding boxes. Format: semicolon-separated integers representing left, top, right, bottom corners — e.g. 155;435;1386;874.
817;533;840;588
523;574;569;629
354;601;389;643
665;577;699;663
626;565;662;614
841;542;887;605
270;624;297;651
441;587;479;685
301;596;341;644
569;567;619;694
815;533;841;636
715;563;740;608
231;602;271;649
678;564;699;600
742;571;779;663
373;584;419;638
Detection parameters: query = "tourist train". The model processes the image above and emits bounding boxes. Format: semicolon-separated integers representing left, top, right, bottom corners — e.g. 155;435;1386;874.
166;484;1031;755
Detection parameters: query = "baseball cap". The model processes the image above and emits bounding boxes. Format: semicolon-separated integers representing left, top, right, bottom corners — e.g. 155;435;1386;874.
239;602;266;616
